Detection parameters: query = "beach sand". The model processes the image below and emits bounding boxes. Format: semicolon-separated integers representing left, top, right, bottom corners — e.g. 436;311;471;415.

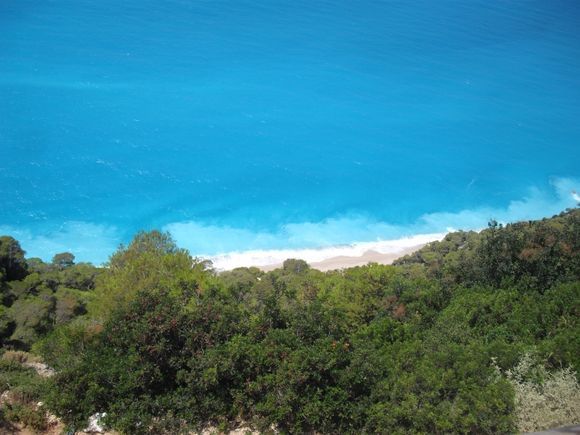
260;244;424;272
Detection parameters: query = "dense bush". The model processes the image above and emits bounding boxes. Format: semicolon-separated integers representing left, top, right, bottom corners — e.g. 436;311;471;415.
0;236;28;282
0;209;578;433
0;253;100;351
395;209;580;291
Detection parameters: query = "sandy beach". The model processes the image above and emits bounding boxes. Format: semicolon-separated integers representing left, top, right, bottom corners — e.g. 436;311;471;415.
260;244;425;272
208;233;445;272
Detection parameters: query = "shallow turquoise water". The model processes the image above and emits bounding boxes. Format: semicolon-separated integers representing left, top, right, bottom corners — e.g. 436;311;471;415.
1;0;579;264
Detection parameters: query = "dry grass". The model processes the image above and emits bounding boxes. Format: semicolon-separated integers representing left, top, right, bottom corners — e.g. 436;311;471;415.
1;351;40;365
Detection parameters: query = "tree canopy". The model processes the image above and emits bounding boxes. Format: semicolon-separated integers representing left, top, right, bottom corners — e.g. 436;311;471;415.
0;236;28;282
0;209;579;433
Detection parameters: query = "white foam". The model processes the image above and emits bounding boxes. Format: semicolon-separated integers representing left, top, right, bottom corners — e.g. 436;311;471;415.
2;176;578;267
171;176;579;270
205;232;447;270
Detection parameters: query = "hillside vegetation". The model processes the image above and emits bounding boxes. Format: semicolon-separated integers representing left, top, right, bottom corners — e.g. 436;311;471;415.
0;209;579;433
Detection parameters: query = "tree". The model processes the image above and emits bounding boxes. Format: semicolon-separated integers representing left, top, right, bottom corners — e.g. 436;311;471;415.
6;296;55;349
90;231;213;321
282;259;310;274
0;236;28;281
52;252;75;269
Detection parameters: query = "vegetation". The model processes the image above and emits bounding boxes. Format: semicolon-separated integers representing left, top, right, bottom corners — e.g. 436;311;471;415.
0;239;100;350
0;352;50;431
499;352;580;433
0;209;578;433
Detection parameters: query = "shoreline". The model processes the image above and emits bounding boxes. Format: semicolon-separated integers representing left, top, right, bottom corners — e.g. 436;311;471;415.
260;244;426;272
207;232;446;271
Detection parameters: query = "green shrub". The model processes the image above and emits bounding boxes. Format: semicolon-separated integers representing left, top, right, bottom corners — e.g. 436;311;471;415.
6;297;55;349
2;211;579;433
2;402;48;431
0;355;49;431
0;359;47;401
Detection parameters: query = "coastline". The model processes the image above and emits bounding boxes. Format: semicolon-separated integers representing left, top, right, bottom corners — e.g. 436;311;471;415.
260;244;426;272
207;232;446;271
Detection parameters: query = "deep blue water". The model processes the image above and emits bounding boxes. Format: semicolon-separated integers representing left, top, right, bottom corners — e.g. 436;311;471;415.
1;0;579;264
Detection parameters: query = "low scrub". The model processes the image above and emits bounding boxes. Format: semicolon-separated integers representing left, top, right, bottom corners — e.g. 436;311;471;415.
505;353;580;432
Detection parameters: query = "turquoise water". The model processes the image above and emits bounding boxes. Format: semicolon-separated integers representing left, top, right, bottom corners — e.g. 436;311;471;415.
1;0;579;265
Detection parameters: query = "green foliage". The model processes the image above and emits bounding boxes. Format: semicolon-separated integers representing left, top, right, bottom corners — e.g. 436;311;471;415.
33;319;100;371
59;262;100;290
2;402;48;431
396;209;580;291
0;306;14;346
91;230;213;321
0;358;47;403
46;288;197;432
363;341;515;434
282;258;310;274
52;252;75;269
6;297;55;349
0;236;28;282
220;267;264;301
0;356;50;431
0;252;100;352
54;288;88;324
3;210;580;433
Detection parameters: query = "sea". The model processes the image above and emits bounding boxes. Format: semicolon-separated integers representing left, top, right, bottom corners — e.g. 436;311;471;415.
1;0;579;268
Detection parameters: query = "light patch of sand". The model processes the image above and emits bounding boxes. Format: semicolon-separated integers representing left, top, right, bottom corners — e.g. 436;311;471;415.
260;244;423;272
